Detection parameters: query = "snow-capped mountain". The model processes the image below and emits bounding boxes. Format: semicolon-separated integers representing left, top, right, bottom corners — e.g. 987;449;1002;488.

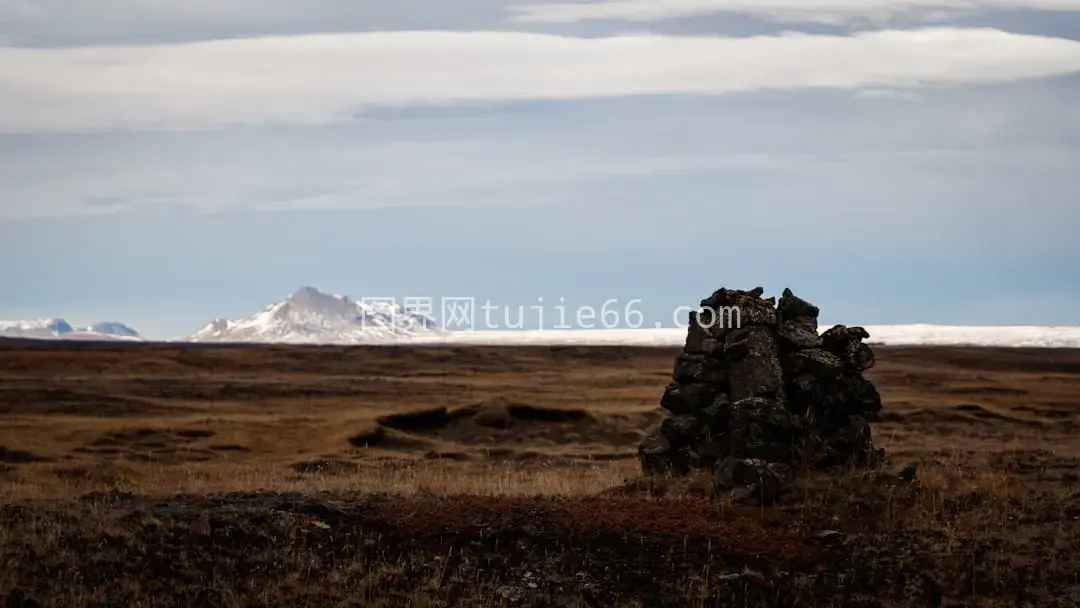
0;318;143;341
0;318;75;340
82;321;140;338
185;286;444;344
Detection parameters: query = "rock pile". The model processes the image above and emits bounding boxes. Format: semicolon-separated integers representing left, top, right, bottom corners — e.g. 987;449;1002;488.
638;287;884;505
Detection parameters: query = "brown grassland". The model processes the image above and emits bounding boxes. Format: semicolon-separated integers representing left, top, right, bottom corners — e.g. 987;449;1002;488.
1;339;1079;606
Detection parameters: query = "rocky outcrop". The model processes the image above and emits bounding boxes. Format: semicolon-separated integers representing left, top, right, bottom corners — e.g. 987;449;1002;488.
639;287;884;505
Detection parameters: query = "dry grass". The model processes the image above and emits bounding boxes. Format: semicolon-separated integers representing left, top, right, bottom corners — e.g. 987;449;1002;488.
2;458;640;501
2;341;1080;606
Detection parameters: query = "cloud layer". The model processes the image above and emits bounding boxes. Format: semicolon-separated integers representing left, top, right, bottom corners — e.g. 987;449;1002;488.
507;0;1080;25
0;0;516;46
2;27;1080;132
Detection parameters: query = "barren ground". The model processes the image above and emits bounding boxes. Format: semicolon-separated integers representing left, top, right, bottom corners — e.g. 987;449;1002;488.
1;340;1079;606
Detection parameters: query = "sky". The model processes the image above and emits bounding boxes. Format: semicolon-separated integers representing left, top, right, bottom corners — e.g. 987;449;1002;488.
1;0;1079;339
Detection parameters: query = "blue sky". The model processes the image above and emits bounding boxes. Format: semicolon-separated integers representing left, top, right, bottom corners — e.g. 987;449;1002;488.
1;0;1079;338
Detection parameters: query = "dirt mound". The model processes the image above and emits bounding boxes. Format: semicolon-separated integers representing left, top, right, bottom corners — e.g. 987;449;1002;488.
346;425;434;451
342;401;647;462
0;446;50;464
207;444;250;453
73;427;221;463
373;400;639;449
488;403;592;423
376;407;458;432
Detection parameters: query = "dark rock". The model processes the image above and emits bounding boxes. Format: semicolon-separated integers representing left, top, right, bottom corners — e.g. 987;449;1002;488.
701;287;764;310
683;311;709;353
672;353;727;385
728;293;777;327
726;327;783;400
699;337;725;355
700;290;725;310
713;456;754;487
806;412;878;469
695;397;733;466
659;382;716;415
695;433;728;467
728;397;804;463
638;431;673;475
820;374;883;415
782;349;846;378
809;530;845;546
698;308;739;343
850;342;875;371
700;287;775;328
697;395;731;433
736;304;776;327
785;373;821;416
777;320;822;350
670;446;701;475
730;398;802;441
685;382;721;410
713;457;787;506
660;414;703;448
818;324;876;371
777;288;820;326
821;324;871;352
723;327;750;360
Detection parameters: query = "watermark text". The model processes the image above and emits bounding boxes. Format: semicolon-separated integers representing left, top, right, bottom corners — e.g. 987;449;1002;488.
359;296;742;332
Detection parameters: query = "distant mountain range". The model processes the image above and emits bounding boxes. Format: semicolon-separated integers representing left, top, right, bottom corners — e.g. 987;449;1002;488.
1;287;445;344
4;287;1080;347
0;318;142;341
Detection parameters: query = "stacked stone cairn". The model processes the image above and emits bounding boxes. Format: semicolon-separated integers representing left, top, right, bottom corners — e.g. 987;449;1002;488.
638;287;885;505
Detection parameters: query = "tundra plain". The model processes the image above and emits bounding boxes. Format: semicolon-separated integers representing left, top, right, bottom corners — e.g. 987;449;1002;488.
1;340;1079;606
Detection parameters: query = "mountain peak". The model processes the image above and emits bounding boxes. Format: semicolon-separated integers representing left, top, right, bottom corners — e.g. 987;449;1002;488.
0;317;74;336
82;321;140;337
291;285;324;298
286;286;350;306
187;287;443;344
0;318;141;341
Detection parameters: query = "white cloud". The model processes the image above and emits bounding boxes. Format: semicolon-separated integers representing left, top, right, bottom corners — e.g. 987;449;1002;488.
2;28;1080;132
0;0;511;45
506;0;1080;25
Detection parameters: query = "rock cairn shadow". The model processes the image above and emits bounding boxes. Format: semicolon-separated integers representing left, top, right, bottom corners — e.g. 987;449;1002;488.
638;287;884;505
